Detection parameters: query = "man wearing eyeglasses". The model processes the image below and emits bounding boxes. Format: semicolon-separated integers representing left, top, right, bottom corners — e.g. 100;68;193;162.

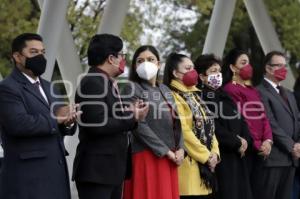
73;34;149;199
255;51;300;199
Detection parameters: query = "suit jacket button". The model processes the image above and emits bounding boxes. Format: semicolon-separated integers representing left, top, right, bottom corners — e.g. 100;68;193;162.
59;160;63;165
52;128;56;133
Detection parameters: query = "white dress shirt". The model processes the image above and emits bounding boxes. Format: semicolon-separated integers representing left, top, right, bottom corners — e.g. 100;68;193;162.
22;73;49;104
264;77;280;94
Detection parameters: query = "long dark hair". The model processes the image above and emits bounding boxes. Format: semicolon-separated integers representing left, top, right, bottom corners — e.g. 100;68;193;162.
129;45;160;83
222;48;249;85
163;52;189;87
164;53;219;193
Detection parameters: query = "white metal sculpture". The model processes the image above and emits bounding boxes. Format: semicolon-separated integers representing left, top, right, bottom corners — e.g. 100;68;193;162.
0;1;294;198
203;0;294;88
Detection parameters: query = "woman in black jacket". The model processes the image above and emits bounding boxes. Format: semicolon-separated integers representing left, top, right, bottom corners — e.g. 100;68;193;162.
194;54;253;199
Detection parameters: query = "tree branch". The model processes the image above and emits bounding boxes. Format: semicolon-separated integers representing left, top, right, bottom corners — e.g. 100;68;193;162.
28;0;40;20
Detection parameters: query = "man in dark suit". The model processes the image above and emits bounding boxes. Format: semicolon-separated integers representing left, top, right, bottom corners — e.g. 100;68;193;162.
293;68;300;199
256;51;300;199
0;125;2;170
73;34;149;199
0;126;2;191
0;33;80;199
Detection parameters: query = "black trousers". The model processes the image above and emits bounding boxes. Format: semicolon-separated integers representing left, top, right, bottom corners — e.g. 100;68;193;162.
251;159;295;199
76;182;122;199
180;194;213;199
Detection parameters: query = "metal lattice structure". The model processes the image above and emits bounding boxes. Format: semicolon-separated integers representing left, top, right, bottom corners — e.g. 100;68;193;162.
0;0;296;198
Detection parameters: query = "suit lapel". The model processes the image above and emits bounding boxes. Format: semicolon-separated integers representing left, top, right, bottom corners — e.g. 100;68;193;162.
40;79;52;105
23;83;50;109
285;91;299;140
263;80;293;116
285;90;298;119
11;67;50;109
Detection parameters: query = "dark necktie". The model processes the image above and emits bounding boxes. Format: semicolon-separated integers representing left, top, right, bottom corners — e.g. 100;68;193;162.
277;85;289;105
33;81;48;104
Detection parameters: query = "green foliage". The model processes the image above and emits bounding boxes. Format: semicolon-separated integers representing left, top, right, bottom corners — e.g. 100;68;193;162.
0;0;143;77
121;12;143;57
0;0;299;82
171;0;300;60
67;0;104;61
0;0;40;77
180;0;214;60
171;0;300;84
66;0;143;66
264;0;300;62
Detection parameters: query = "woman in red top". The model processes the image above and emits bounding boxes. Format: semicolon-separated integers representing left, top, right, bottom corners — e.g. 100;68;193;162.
222;49;273;158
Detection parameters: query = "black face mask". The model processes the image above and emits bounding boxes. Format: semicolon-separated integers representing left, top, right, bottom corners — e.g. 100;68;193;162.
24;54;47;76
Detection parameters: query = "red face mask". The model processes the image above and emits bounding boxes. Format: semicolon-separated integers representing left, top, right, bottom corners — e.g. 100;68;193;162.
239;64;253;80
118;58;126;75
274;67;287;81
182;69;198;87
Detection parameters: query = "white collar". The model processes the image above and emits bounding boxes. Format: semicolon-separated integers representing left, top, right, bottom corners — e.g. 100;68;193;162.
22;72;40;84
264;77;280;92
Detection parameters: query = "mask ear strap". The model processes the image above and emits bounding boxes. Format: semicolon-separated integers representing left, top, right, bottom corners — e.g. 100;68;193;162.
107;55;118;67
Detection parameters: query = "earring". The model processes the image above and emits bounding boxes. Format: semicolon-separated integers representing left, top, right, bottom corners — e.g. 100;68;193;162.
232;71;237;85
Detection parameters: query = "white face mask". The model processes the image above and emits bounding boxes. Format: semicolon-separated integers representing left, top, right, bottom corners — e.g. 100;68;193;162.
207;72;223;89
136;61;159;80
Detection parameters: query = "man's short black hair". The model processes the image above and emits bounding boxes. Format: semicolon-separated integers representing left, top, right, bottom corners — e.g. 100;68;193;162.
87;34;123;67
11;33;43;54
263;51;286;74
263;51;286;66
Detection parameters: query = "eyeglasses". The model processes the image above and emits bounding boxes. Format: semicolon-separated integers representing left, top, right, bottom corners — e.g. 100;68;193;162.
268;63;286;68
118;52;127;59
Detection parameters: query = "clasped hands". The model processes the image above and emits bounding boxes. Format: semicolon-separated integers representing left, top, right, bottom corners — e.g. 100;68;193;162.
237;135;248;157
258;139;272;159
167;149;185;166
207;153;219;172
292;143;300;159
56;103;82;127
124;99;149;121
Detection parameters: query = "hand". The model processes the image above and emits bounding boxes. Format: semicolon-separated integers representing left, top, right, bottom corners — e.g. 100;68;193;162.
292;143;300;159
167;150;176;163
125;100;149;121
207;153;219;172
237;135;248;157
258;140;272;159
174;149;185;166
56;103;82;126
